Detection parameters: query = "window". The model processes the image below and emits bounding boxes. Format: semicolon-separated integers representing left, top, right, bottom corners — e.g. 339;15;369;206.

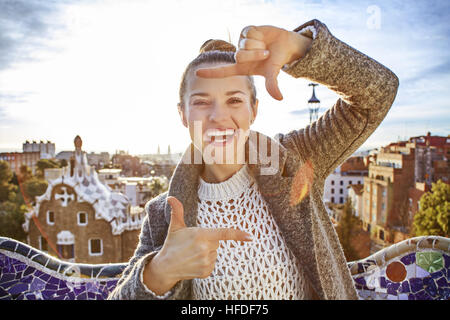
340;188;343;194
379;229;385;241
381;203;385;210
331;180;335;185
331;197;335;203
89;239;103;256
47;211;55;225
349;180;352;185
331;188;335;194
358;181;361;184
39;236;48;252
78;212;88;226
57;244;74;260
340;197;343;203
340;181;343;186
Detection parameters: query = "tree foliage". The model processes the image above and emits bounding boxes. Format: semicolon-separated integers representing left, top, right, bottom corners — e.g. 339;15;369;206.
0;160;28;242
336;198;361;261
413;180;450;237
36;159;60;178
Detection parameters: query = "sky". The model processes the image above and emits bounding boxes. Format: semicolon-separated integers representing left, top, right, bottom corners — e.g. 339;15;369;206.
0;0;449;155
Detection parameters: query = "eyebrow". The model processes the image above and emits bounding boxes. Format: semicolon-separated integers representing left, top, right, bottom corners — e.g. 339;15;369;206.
189;90;246;98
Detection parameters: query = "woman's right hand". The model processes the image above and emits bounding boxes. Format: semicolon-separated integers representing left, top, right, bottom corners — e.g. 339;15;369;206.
143;196;252;295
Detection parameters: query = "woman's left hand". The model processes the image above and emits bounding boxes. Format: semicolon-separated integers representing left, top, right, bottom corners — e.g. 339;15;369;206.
196;25;312;101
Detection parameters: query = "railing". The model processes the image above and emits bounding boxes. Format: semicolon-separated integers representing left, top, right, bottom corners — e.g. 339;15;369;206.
1;236;448;300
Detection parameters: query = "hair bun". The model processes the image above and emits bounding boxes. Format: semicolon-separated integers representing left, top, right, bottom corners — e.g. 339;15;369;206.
199;39;236;54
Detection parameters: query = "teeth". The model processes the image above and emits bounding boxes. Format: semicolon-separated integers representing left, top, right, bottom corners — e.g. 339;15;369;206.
206;129;235;137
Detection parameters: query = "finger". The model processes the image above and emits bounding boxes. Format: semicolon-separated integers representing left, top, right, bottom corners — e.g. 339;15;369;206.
238;38;266;51
196;64;242;78
240;25;265;41
235;49;269;64
265;67;283;101
167;196;186;232
203;228;253;242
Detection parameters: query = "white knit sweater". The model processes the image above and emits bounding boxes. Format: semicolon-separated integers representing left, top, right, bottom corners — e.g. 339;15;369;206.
193;165;310;300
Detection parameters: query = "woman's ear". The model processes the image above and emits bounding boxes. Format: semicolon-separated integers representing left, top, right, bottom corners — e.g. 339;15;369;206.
177;103;188;128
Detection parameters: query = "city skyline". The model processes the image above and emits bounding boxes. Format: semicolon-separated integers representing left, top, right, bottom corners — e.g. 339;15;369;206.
0;0;449;155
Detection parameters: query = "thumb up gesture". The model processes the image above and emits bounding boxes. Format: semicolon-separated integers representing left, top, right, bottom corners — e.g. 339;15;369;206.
196;25;312;101
143;196;252;295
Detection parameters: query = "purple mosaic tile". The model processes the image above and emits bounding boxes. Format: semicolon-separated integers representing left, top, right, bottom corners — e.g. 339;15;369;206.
414;290;432;300
354;277;366;286
9;283;29;295
436;277;447;287
0;273;15;283
387;282;400;295
400;281;410;293
30;278;46;292
409;278;424;293
437;288;449;300
430;270;444;279
400;253;416;265
424;281;438;297
444;254;450;268
380;277;387;288
77;292;88;300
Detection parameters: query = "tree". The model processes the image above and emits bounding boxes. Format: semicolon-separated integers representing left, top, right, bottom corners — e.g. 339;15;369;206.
22;177;48;204
0;160;28;242
0;201;27;242
36;159;60;178
0;161;17;202
336;198;361;261
413;180;450;237
19;164;33;182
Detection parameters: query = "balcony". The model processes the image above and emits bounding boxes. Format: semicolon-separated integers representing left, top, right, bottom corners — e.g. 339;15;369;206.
1;236;449;300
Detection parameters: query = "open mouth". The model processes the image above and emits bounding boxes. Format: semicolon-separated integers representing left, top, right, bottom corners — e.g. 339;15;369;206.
204;128;236;146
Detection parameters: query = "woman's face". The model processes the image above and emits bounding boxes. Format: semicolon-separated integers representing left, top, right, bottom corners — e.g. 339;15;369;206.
179;63;258;165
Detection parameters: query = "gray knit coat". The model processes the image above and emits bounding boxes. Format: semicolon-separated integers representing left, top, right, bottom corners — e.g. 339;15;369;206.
108;19;399;300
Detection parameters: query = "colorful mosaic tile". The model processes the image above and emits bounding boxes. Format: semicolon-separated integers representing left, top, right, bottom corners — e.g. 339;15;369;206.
1;236;449;300
0;237;124;300
349;236;450;300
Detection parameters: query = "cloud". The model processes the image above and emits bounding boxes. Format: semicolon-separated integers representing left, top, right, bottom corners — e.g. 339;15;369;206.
0;0;80;71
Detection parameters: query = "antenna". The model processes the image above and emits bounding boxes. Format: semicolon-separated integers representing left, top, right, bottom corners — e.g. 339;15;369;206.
227;28;232;43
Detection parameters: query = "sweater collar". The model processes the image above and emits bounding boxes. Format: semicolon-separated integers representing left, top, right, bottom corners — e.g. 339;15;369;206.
163;130;288;225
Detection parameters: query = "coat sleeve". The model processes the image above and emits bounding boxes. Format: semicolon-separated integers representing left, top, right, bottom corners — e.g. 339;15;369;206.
107;192;189;300
278;19;399;180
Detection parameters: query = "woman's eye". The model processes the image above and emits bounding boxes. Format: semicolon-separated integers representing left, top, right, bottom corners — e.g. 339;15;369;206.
193;100;209;106
228;98;243;105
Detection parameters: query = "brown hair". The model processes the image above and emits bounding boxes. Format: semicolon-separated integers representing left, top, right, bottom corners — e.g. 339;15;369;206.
178;39;257;109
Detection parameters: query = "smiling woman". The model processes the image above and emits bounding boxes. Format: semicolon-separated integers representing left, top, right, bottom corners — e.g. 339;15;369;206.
108;19;399;300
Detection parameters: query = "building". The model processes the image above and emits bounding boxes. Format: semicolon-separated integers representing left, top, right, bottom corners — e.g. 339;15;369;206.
56;151;110;170
138;148;181;179
112;152;145;177
362;142;416;253
405;132;449;184
0;151;41;174
323;155;368;205
98;169;168;207
23;136;144;264
86;152;110;170
23;140;55;159
347;184;364;218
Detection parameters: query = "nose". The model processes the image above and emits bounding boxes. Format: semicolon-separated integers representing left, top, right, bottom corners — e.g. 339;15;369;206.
208;101;229;123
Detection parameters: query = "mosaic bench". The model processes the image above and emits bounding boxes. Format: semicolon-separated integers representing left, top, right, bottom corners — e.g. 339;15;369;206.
1;236;449;300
